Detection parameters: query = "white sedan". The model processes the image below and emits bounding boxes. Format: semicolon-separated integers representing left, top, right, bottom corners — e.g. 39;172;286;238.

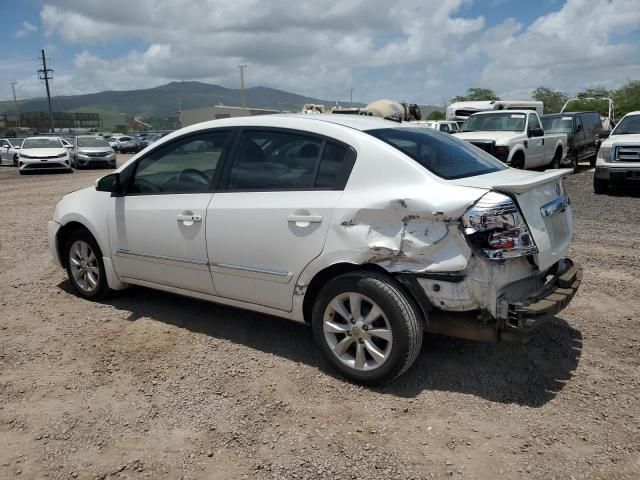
48;114;582;384
0;138;22;166
18;137;73;174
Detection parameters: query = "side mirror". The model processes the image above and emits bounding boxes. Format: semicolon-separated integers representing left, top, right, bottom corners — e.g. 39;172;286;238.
96;173;123;196
598;129;610;139
529;127;544;137
576;124;583;132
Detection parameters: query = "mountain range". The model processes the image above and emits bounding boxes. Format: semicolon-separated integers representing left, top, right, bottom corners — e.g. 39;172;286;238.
0;81;441;128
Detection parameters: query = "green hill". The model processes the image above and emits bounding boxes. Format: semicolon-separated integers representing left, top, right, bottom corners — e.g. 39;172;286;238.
0;81;362;128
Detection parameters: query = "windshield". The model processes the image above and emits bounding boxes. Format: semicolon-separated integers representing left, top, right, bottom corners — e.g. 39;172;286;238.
21;138;62;149
366;127;507;180
612;115;640;135
460;113;526;132
77;136;109;148
541;116;574;133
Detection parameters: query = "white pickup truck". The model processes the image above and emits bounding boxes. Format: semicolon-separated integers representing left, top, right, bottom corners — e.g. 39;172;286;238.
454;110;568;170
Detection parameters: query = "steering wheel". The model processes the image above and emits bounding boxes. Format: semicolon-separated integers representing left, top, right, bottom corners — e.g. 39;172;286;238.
175;168;210;185
134;177;163;193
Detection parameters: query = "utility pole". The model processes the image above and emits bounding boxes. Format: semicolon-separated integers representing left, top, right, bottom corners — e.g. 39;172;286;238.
10;82;20;128
37;49;54;132
238;65;247;108
349;88;355;105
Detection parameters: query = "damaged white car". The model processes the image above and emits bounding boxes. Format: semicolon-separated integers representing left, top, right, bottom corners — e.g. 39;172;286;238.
48;114;582;385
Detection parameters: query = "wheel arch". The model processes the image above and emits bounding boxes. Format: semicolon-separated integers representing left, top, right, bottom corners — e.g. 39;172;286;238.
55;221;97;269
301;262;427;327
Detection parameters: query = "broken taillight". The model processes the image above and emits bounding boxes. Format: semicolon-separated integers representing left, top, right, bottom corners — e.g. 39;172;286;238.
461;191;538;260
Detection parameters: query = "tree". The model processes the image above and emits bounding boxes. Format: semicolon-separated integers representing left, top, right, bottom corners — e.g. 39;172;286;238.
612;80;640;118
531;86;568;114
426;110;445;120
577;86;610;99
112;124;128;134
451;88;500;102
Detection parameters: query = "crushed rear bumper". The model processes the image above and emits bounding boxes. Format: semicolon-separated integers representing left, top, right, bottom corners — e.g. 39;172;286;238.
498;258;582;341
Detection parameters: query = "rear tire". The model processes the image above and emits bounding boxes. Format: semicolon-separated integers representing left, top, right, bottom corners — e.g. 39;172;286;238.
64;229;112;301
589;155;597;168
593;177;608;194
311;271;423;386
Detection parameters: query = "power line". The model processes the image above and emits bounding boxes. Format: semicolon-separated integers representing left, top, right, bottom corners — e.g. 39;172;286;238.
37;49;54;132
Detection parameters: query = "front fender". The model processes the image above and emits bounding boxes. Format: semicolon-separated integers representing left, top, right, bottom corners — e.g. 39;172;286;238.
507;145;526;163
53;187;112;263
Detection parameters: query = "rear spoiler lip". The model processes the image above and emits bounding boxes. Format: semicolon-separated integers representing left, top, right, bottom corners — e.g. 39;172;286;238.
492;169;573;194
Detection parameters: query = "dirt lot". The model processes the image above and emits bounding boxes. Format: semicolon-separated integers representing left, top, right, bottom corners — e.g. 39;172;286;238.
1;157;639;480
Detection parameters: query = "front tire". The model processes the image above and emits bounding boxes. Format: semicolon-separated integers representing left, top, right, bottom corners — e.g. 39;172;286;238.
570;153;579;173
13;154;18;167
311;271;422;386
511;154;525;170
64;229;111;300
593;177;608;194
551;149;562;169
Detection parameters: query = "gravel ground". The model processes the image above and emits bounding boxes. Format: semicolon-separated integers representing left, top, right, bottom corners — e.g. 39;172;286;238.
1;157;639;479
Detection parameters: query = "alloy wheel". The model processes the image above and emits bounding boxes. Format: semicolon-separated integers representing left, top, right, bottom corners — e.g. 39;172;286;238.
323;292;393;371
68;240;99;292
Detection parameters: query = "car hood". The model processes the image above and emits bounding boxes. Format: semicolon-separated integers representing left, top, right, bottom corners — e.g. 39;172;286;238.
454;131;522;144
20;148;66;157
602;133;640;147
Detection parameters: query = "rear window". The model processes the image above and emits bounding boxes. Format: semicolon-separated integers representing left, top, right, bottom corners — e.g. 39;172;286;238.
365;127;507;180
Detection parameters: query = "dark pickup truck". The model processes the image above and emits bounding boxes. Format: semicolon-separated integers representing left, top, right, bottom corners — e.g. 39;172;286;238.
541;111;602;168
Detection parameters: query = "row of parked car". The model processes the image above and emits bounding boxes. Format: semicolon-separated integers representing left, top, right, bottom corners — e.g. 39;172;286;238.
0;132;168;172
106;133;165;153
412;109;640;194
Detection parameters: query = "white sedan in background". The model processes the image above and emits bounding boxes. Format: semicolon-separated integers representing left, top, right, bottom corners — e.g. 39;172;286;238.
0;138;21;166
18;137;73;174
47;114;581;385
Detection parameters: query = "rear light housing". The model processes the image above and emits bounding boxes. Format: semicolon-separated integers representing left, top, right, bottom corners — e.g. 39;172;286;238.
461;191;538;260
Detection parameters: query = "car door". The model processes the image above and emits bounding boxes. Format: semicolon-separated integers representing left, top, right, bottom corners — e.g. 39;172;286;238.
108;130;232;294
574;115;586;158
207;129;356;311
526;113;545;167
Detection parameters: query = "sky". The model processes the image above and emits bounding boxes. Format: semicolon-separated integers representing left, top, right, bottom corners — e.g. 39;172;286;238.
1;0;640;106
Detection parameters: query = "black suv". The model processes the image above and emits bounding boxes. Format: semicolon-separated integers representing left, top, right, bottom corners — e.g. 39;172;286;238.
541;111;602;168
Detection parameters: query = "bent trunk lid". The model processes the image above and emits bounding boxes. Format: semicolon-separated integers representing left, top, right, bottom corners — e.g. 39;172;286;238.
450;168;574;270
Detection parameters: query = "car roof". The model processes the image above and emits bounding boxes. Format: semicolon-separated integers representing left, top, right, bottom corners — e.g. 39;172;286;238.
24;136;60;140
542;111;599;117
622;111;640;116
183;113;413;134
471;110;533;116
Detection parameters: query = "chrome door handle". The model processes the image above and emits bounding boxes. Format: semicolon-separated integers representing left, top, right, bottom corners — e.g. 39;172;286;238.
287;214;323;224
177;213;202;223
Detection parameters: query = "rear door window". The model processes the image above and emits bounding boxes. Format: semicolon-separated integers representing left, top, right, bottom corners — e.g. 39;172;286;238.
225;130;356;191
366;127;506;180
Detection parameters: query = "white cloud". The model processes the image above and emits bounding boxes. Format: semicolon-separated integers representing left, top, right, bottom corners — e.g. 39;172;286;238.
3;0;639;105
15;21;38;38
